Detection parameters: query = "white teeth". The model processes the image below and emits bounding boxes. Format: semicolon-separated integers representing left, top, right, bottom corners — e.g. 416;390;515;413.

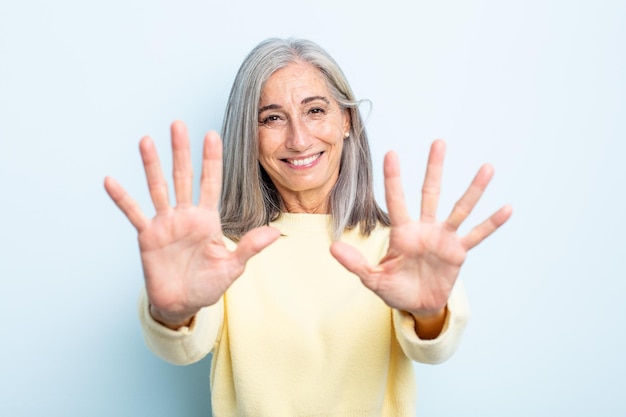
288;153;320;166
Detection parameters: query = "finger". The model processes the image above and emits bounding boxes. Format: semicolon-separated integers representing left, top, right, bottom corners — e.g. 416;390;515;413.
461;204;513;250
421;139;446;222
198;131;223;210
234;226;281;265
330;241;373;279
384;151;411;226
171;121;193;207
446;163;494;230
104;176;148;231
140;136;170;214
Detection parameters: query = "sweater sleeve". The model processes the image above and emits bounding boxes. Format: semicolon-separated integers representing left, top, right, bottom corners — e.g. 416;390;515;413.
393;279;470;364
137;289;224;366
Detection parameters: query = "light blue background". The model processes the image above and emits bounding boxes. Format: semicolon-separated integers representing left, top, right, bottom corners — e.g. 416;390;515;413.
1;0;624;415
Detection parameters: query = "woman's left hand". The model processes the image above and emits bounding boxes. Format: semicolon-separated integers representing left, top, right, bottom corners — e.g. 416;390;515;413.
330;140;512;332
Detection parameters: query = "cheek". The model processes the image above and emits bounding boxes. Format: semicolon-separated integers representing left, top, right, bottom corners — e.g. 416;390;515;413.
257;135;281;172
308;121;342;142
257;133;274;158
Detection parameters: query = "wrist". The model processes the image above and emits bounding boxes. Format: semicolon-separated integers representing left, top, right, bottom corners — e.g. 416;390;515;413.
409;306;447;321
149;304;197;330
409;306;448;340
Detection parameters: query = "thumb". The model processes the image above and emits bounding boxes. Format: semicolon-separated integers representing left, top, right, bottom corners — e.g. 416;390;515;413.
234;226;281;265
330;241;371;278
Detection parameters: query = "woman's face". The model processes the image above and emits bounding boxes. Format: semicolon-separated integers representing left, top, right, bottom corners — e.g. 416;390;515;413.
257;61;350;213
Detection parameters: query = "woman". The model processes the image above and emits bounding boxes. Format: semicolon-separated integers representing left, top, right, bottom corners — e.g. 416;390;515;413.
105;38;511;416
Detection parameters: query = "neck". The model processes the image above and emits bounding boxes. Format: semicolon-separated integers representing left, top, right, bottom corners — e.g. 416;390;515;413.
283;198;329;214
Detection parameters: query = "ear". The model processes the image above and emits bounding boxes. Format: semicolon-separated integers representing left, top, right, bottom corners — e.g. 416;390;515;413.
342;109;351;138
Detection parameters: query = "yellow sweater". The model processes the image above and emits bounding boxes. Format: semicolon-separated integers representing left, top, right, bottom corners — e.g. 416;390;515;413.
139;213;469;416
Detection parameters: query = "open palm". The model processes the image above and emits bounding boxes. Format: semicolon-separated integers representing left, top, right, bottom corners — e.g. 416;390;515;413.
104;121;279;327
331;140;512;318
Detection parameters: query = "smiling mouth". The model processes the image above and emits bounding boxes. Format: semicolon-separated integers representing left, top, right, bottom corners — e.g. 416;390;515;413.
283;152;323;167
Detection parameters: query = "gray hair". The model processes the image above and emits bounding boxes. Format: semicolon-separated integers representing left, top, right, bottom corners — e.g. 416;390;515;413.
220;37;389;240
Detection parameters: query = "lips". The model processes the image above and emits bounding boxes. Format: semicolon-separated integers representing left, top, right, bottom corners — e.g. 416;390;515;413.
283;152;322;167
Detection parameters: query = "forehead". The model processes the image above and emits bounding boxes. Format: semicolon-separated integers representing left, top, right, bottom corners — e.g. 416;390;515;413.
260;62;330;101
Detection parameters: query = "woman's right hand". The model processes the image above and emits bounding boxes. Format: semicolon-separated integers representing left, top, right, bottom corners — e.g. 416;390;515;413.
104;121;280;329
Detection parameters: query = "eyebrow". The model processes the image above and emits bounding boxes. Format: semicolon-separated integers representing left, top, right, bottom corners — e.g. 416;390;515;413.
258;96;330;114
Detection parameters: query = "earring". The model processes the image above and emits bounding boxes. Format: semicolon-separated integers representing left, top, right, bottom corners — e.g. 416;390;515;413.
344;132;349;138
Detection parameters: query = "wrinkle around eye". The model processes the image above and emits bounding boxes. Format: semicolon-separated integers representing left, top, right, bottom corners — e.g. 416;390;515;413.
259;114;287;127
304;107;328;121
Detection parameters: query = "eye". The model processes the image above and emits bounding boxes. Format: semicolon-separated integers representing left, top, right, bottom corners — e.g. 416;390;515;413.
307;107;327;119
259;114;283;126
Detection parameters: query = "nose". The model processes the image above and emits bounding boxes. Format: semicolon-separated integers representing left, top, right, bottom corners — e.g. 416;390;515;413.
285;118;312;152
